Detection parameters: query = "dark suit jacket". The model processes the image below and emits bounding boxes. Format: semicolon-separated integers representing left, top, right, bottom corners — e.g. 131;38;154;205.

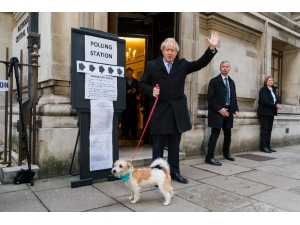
257;85;280;116
125;77;139;112
207;74;239;128
139;47;217;134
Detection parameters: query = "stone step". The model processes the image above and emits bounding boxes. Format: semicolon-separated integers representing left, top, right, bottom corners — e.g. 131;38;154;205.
0;165;39;184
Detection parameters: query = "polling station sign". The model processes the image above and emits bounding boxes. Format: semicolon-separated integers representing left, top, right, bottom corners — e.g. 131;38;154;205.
0;80;9;91
85;35;117;65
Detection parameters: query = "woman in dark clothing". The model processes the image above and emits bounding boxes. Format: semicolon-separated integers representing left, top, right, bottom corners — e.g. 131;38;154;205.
257;76;282;153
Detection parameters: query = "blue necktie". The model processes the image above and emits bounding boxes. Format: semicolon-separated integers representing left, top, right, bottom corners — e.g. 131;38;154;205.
167;63;172;73
225;78;230;105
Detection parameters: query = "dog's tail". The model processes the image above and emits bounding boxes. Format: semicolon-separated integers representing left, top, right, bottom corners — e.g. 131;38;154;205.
150;158;171;177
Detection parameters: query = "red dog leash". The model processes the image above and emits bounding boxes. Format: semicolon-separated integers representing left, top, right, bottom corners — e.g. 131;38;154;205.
131;84;160;162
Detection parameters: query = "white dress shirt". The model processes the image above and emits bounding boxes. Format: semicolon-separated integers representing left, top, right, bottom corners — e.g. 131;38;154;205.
267;86;276;103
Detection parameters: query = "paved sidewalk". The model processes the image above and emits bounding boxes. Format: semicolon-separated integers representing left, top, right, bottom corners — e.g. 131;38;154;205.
1;144;300;212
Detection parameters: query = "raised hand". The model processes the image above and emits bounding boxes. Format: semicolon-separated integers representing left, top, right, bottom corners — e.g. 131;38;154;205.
206;30;220;50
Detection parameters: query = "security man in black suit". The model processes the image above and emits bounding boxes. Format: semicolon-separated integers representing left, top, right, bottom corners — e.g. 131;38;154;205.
206;60;239;166
139;31;220;183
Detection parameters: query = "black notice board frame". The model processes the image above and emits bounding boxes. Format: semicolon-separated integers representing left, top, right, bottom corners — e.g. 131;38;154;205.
71;27;126;112
70;27;125;187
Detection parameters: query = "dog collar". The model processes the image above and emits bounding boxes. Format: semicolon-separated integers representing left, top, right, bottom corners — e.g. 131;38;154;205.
118;172;131;182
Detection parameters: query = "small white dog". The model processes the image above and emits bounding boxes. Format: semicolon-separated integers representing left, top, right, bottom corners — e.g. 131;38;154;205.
111;158;174;206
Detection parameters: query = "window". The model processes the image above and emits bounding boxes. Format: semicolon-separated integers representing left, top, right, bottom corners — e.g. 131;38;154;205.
271;49;282;98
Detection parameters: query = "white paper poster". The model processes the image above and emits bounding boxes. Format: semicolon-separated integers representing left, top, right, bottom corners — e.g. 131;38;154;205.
89;131;112;171
90;99;113;130
85;74;117;101
89;99;114;171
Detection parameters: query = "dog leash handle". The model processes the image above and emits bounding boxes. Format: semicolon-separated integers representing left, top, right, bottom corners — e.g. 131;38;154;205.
131;84;160;162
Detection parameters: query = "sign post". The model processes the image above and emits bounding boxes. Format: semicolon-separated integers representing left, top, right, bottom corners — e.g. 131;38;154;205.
70;27;126;188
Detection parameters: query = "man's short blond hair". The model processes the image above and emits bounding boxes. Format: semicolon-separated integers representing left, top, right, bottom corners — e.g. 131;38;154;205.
160;38;179;52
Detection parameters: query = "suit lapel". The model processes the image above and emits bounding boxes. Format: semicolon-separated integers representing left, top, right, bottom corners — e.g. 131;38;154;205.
156;56;168;75
169;57;179;75
217;74;225;87
227;76;237;103
228;76;234;94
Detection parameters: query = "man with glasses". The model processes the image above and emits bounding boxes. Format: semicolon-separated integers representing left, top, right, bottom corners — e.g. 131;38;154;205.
206;60;239;166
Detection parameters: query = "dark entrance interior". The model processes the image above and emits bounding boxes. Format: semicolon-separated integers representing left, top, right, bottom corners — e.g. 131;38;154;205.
113;12;179;147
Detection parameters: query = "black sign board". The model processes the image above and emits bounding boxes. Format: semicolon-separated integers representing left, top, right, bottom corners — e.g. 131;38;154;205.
70;27;125;187
71;27;126;111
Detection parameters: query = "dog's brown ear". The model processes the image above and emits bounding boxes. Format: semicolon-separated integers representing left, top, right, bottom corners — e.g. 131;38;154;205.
126;162;133;170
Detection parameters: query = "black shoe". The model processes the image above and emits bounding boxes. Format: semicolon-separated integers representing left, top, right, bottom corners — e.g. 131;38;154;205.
267;147;276;152
260;147;272;153
223;154;235;161
205;157;222;166
171;173;189;184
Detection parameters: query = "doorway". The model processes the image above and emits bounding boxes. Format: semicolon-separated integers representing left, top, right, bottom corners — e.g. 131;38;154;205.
116;12;178;147
118;36;146;144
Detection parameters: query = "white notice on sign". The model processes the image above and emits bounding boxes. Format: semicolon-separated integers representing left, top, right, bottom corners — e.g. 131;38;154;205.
0;80;9;91
89;99;113;171
85;35;117;65
90;99;113;131
85;74;117;100
89;131;112;171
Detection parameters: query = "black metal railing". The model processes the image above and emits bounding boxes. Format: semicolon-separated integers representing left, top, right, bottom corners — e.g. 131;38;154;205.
0;45;40;167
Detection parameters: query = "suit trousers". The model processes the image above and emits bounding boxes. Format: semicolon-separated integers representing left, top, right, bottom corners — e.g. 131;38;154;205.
259;115;274;148
151;121;181;175
207;115;231;158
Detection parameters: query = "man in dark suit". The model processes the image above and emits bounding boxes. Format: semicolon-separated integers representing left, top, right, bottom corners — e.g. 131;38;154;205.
139;31;220;183
121;67;139;140
206;61;239;166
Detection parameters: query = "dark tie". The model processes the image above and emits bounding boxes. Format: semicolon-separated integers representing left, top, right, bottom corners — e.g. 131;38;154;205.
225;78;230;105
167;63;172;73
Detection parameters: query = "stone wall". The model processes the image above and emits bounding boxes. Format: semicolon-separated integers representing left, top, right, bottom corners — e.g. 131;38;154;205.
179;12;300;158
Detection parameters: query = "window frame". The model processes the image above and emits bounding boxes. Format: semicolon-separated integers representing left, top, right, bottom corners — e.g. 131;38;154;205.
271;49;283;100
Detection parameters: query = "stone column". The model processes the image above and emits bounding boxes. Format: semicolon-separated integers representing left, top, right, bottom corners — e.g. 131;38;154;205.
36;12;108;177
179;13;206;157
179;12;200;126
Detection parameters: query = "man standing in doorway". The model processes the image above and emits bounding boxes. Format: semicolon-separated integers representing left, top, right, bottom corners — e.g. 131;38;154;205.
206;60;239;166
139;31;220;183
121;67;139;140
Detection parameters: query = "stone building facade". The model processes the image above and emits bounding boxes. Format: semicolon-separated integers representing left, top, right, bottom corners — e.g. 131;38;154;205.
0;12;300;178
